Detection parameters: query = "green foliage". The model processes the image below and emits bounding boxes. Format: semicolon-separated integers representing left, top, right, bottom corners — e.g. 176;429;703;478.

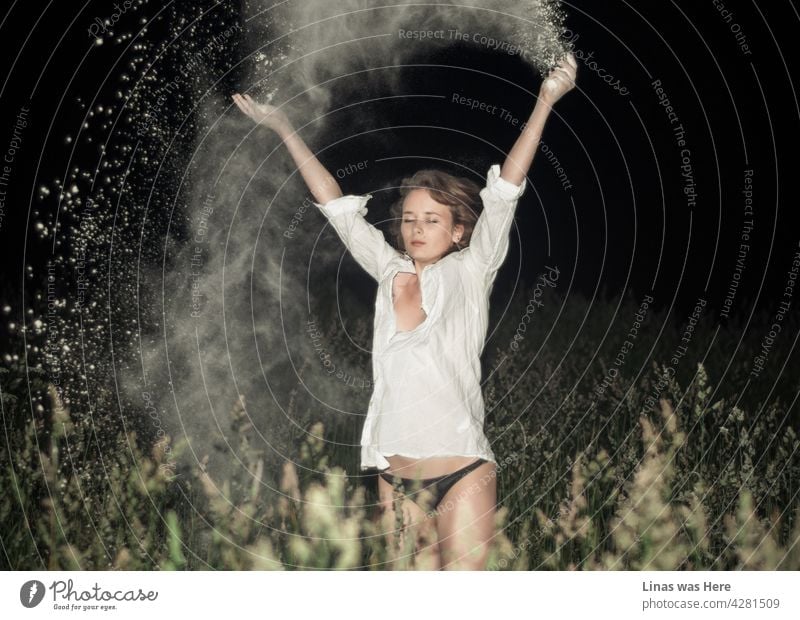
1;293;798;569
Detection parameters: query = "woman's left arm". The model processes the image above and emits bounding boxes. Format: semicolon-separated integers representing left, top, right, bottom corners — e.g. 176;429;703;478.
500;53;578;186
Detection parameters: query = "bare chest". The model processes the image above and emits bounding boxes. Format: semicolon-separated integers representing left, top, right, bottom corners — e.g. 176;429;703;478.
391;272;427;332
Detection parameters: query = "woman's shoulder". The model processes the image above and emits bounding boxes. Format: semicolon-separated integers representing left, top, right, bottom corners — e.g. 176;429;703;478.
377;251;412;282
437;251;484;290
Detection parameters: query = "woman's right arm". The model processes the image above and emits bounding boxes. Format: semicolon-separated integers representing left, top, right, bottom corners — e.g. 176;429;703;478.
231;93;342;204
232;93;398;281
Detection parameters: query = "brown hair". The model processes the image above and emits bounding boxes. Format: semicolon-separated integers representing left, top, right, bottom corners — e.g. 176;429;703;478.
388;169;481;257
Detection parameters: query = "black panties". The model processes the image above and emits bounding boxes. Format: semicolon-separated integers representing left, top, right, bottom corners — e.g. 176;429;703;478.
379;458;487;510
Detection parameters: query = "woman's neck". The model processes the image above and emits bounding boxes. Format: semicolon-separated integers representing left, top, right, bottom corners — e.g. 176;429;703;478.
409;256;438;275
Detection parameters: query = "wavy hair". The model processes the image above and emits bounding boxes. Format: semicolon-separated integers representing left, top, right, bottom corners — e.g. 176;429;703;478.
388;169;481;258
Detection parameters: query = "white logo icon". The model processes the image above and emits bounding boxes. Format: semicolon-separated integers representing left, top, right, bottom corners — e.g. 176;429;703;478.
20;580;46;608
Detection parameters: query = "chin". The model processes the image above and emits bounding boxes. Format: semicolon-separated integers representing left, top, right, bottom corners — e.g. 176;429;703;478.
411;250;442;263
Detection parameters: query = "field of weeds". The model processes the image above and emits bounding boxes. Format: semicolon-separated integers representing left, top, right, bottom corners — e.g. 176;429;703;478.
2;292;798;570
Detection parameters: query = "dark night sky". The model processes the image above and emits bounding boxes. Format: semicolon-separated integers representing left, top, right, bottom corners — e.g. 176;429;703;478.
2;3;799;578
0;0;798;324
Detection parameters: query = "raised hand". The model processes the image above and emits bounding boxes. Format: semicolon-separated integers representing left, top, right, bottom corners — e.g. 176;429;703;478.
540;52;578;105
231;93;293;136
231;91;341;203
499;53;578;185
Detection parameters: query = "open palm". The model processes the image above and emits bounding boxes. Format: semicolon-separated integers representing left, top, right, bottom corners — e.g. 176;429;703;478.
231;93;292;134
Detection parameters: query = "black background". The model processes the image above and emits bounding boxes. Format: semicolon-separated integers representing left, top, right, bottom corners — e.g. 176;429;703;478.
0;0;797;328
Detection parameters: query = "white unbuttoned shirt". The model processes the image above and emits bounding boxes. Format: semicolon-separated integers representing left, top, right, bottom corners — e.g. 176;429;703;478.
313;164;526;471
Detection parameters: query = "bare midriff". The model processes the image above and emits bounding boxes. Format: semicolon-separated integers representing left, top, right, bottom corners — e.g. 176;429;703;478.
384;454;480;479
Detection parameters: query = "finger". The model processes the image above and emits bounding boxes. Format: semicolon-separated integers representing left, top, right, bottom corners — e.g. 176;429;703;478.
233;99;248;115
553;67;574;81
243;95;260;113
235;97;252;116
556;60;575;76
233;94;249;110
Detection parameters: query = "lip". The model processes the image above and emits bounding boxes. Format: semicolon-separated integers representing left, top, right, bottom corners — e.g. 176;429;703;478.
410;241;425;246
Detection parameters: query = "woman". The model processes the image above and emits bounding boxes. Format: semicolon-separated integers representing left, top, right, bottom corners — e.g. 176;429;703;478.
233;52;577;569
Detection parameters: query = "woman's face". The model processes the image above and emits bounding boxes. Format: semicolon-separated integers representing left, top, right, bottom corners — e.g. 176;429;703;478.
400;189;464;265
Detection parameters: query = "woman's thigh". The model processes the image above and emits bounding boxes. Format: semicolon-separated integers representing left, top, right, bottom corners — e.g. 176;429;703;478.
377;475;440;569
435;461;497;570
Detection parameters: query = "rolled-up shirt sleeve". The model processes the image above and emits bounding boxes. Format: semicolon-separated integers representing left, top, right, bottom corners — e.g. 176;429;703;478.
465;164;527;280
314;194;399;282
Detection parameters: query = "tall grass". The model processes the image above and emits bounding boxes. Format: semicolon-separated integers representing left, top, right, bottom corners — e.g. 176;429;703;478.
1;293;798;569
